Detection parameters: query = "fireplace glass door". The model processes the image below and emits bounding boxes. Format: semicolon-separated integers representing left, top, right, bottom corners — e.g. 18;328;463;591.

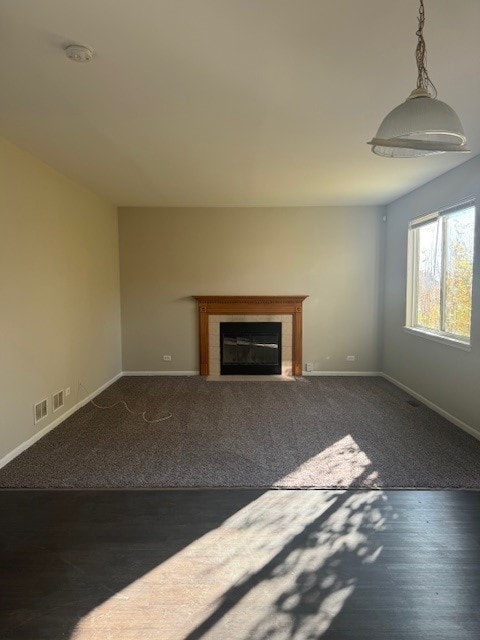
220;322;282;375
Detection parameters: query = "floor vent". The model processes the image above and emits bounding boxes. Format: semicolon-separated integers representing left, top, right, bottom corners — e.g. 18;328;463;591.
52;390;65;413
406;398;421;407
34;399;48;424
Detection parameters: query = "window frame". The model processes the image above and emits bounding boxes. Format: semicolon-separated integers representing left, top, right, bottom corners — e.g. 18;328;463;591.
405;199;476;350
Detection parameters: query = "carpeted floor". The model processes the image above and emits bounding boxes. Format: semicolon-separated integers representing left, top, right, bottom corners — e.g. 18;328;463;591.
1;376;479;488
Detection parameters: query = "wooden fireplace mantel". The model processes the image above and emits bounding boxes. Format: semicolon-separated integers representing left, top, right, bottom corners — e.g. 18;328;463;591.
193;295;308;376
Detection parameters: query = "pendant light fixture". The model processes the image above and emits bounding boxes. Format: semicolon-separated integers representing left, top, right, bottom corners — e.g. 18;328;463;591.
368;0;470;157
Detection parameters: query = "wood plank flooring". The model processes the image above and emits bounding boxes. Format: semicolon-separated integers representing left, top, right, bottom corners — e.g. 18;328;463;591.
1;489;479;639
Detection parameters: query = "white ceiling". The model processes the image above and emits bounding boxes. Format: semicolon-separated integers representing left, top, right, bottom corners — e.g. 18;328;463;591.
0;0;479;207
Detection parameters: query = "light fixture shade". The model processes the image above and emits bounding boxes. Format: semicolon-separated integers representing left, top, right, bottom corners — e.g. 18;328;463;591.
368;89;470;157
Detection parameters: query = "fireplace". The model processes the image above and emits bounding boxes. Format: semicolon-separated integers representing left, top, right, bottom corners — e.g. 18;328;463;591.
220;322;282;375
193;296;308;376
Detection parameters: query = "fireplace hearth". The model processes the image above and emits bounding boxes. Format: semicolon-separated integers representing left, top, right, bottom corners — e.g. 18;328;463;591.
221;322;282;375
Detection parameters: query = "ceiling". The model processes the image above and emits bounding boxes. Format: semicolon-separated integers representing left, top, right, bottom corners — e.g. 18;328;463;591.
0;0;479;207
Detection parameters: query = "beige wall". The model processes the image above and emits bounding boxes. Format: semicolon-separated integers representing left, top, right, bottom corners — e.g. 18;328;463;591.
383;155;480;433
0;137;122;460
119;206;384;373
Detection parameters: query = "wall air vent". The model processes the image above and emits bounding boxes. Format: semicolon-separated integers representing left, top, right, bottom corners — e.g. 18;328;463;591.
34;399;48;424
52;390;65;413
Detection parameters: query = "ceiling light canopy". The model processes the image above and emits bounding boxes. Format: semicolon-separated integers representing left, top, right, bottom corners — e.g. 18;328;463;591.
368;0;469;158
65;44;94;63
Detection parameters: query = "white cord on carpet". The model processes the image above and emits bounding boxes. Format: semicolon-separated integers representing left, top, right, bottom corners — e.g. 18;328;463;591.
79;382;172;424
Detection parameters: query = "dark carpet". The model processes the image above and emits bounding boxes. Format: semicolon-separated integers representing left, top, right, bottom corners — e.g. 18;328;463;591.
1;376;479;488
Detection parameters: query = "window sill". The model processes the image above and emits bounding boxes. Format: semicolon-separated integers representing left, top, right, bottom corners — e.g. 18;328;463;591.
403;326;471;352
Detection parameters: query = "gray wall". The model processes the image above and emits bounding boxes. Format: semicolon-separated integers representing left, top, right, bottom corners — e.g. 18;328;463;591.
119;206;385;374
0;137;122;460
383;155;480;432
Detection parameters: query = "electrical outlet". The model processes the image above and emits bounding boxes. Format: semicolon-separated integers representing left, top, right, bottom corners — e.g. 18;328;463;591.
346;355;356;361
163;355;172;361
305;363;313;372
65;387;71;397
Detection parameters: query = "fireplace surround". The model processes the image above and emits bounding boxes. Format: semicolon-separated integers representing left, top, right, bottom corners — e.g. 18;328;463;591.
193;296;308;376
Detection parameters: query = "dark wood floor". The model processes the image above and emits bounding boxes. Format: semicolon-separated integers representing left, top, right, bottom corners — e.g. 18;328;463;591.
1;490;479;639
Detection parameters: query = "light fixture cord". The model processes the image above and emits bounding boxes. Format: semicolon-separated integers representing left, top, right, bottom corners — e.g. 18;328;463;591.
415;0;437;97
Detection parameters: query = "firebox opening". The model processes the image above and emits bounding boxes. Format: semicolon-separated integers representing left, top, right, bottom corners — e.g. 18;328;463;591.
220;322;282;375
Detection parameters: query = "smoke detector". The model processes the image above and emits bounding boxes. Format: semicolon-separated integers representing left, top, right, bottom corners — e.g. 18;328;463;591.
65;44;94;63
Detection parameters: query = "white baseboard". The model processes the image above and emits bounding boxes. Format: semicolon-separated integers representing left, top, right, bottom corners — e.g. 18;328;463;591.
0;372;123;470
122;371;199;376
302;371;382;377
381;372;480;442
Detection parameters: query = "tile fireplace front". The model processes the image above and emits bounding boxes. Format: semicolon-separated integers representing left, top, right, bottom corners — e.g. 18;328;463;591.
210;315;291;376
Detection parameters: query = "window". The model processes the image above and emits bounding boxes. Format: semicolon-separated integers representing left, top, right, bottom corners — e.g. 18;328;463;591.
406;200;476;347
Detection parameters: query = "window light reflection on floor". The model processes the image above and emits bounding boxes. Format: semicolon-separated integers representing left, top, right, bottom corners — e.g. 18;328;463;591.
71;439;391;639
273;434;379;488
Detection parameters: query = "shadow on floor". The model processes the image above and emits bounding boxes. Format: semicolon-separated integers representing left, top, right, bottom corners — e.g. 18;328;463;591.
0;482;393;639
2;488;480;639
